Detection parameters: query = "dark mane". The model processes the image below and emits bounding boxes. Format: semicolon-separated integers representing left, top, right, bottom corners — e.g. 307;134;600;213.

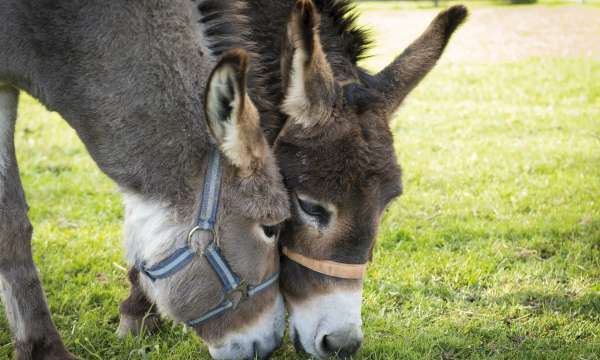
195;0;253;56
237;0;376;141
194;0;274;120
314;0;372;63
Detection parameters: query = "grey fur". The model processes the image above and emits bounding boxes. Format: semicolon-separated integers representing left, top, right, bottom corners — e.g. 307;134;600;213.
0;1;289;359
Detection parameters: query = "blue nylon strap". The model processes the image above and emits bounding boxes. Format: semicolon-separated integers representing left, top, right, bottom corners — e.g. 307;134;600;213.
197;147;223;231
204;242;242;292
184;273;279;327
137;148;223;282
247;272;279;297
137;247;196;281
185;299;234;327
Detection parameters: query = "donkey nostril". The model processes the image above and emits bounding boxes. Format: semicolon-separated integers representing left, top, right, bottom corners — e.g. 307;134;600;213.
338;339;362;358
322;335;334;354
320;332;363;358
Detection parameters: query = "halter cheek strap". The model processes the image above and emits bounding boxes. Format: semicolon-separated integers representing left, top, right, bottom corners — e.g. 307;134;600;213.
281;246;367;280
137;147;279;327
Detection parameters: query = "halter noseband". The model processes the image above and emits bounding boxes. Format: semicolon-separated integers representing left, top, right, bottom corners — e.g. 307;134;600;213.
136;147;279;327
282;246;367;280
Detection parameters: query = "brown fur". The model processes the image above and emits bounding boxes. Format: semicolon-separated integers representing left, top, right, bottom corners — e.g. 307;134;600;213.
246;0;467;299
281;0;336;127
240;1;467;356
0;1;290;358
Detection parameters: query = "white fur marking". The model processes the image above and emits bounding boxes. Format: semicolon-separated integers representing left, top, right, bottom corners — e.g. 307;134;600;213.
208;293;286;359
207;67;246;167
288;289;363;359
121;192;189;306
221;114;244;168
121;192;187;266
282;47;314;127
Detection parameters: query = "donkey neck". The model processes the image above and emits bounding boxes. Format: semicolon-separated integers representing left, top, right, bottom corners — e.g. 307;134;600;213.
10;0;219;209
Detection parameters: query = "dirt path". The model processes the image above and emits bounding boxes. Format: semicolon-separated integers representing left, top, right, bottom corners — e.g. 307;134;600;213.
359;5;600;65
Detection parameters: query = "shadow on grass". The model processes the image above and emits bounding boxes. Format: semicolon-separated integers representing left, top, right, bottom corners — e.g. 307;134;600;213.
362;324;600;360
492;291;600;319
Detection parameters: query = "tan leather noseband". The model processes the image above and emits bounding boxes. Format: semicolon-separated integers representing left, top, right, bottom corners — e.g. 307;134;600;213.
282;246;367;280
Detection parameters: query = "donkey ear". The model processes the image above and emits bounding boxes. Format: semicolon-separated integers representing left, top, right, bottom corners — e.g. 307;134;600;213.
281;0;336;128
205;49;269;176
374;5;468;114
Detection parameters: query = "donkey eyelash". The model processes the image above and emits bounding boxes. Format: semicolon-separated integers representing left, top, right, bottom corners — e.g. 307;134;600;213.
298;200;327;217
296;194;331;225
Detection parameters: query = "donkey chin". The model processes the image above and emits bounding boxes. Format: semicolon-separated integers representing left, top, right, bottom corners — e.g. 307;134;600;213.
287;289;364;358
138;279;286;359
204;293;286;359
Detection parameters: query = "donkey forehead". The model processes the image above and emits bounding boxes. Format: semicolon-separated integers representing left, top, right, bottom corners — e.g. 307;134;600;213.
223;165;291;224
282;131;402;205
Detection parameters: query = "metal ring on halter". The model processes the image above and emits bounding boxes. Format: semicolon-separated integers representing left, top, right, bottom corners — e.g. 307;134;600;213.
187;226;217;253
226;279;249;309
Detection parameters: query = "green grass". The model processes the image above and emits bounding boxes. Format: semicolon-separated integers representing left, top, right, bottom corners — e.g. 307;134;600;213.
1;5;600;360
366;57;600;359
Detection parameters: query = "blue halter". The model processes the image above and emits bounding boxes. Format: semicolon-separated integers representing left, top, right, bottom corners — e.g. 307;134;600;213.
136;147;279;327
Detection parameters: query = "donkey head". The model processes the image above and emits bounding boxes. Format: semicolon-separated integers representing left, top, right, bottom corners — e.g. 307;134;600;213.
273;2;467;357
130;50;290;359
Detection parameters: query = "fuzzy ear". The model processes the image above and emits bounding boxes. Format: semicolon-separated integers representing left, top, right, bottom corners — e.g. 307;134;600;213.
374;5;468;114
281;0;336;128
205;49;269;176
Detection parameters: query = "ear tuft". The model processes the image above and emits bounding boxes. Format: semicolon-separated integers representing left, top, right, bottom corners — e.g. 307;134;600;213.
373;5;468;114
440;5;468;38
293;0;319;61
218;48;250;79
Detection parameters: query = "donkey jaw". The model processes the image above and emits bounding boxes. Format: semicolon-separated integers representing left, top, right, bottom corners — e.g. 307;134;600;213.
287;288;364;358
206;293;286;359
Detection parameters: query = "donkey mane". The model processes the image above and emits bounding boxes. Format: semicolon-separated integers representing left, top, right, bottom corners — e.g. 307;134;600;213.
193;0;274;125
233;0;377;141
194;0;252;56
313;0;372;63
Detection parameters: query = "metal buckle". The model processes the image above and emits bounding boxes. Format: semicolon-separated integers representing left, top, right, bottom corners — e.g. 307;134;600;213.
226;280;249;309
136;261;156;282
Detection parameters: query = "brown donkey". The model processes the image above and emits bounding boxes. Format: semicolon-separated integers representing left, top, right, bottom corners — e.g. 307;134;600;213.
0;1;289;359
238;1;469;357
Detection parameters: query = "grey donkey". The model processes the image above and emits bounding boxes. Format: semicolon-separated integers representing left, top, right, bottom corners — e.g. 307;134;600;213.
0;1;290;359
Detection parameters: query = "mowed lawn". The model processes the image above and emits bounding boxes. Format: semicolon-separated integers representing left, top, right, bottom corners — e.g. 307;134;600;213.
1;3;600;360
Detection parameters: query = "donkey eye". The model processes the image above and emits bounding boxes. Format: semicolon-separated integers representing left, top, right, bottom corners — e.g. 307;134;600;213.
261;225;279;239
296;195;330;225
298;199;326;217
